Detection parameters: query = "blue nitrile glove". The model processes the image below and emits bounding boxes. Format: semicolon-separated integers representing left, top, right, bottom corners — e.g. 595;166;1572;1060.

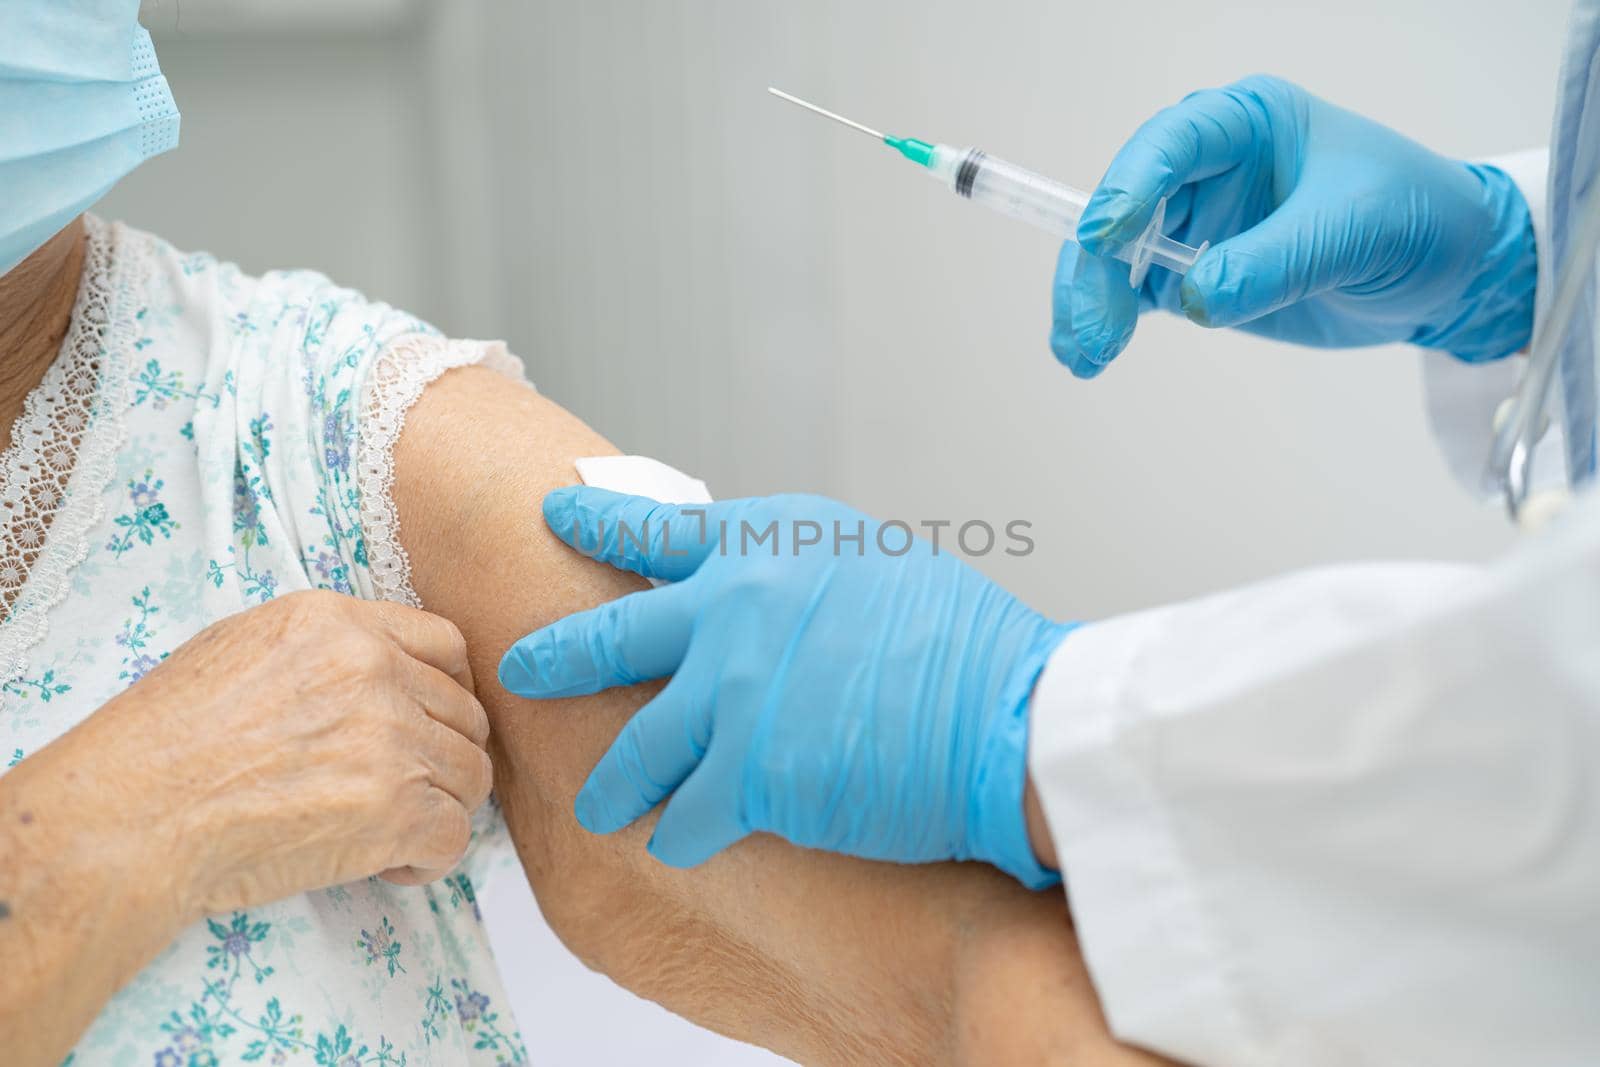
498;487;1074;889
1052;74;1537;378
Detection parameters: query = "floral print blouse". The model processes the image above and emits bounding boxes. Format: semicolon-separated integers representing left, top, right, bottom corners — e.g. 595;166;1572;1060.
0;217;528;1066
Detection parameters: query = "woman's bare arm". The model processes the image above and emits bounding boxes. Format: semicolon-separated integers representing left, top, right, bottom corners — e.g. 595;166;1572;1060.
392;366;1172;1066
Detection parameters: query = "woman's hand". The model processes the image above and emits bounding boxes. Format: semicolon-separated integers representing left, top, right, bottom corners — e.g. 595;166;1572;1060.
25;588;494;906
0;590;492;1065
124;589;494;910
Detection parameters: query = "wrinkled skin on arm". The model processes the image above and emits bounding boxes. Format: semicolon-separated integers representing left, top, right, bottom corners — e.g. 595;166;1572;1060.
392;367;1175;1066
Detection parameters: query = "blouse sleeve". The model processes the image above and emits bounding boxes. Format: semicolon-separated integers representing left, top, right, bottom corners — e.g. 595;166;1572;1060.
192;268;526;884
193;267;525;607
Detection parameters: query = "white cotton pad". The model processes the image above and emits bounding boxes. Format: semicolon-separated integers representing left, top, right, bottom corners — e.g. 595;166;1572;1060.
573;455;713;506
572;456;715;589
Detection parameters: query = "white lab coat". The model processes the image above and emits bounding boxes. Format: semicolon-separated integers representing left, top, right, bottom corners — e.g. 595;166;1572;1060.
1027;10;1600;1066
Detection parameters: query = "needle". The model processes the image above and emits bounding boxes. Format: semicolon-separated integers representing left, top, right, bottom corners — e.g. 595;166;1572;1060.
767;87;884;141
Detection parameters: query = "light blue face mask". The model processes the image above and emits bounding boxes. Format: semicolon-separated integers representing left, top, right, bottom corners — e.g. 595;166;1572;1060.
0;0;180;276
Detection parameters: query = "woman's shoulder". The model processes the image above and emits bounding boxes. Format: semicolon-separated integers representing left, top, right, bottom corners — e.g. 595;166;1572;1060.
113;220;523;610
122;220;440;358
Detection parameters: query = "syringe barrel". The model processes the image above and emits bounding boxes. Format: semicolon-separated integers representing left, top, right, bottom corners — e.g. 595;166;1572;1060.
930;145;1090;238
926;144;1203;286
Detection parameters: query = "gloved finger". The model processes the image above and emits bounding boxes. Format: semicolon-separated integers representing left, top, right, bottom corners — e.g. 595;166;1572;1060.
544;487;729;581
1050;242;1139;378
574;678;711;835
1163;181;1197;237
646;747;749;867
498;580;696;698
1078;85;1258;257
1178;193;1349;329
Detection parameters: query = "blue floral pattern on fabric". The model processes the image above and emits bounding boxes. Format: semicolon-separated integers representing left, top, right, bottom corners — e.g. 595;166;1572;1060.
0;220;525;1065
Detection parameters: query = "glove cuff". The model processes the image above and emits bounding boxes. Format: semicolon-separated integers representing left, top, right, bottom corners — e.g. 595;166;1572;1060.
969;619;1078;890
1413;162;1538;363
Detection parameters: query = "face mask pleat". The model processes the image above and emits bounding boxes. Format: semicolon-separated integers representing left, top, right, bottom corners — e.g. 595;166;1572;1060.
0;15;179;275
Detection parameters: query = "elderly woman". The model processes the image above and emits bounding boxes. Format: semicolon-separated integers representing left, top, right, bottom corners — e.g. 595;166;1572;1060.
0;5;1177;1066
1;5;512;1062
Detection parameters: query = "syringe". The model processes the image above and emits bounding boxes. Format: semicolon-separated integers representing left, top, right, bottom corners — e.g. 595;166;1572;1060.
768;88;1207;287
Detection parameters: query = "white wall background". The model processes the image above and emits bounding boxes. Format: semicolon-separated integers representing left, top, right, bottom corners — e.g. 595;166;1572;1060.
106;1;1572;1062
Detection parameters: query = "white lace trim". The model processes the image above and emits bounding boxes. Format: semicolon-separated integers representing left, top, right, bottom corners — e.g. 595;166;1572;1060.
356;335;523;607
0;216;139;685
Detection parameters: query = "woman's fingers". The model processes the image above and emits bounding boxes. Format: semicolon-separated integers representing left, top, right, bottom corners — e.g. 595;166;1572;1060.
368;599;475;691
400;658;492;810
375;719;487;885
415;717;494;810
407;656;490;747
381;786;474;885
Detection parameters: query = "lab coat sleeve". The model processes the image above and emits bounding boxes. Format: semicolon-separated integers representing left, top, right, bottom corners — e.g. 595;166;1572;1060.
1029;496;1600;1067
1422;147;1560;498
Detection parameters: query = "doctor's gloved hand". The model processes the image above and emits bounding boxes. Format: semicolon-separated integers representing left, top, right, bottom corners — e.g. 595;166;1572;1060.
1052;74;1537;378
498;488;1074;889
